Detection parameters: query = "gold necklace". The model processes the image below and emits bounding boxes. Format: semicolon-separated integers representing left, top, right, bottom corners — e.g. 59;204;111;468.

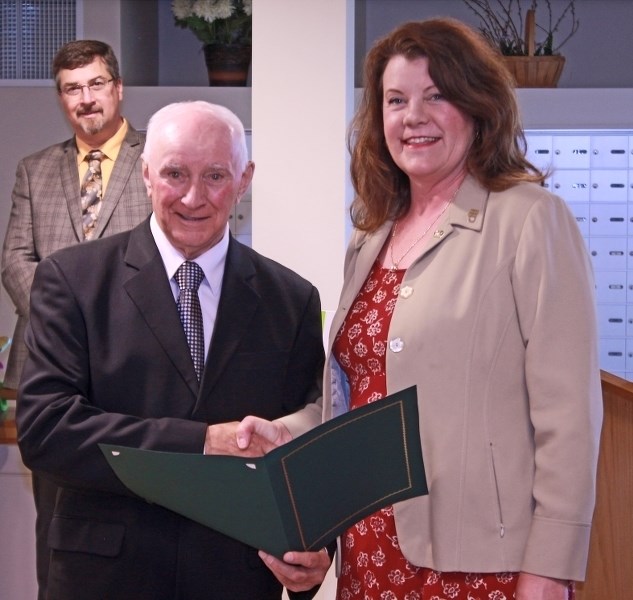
388;188;458;271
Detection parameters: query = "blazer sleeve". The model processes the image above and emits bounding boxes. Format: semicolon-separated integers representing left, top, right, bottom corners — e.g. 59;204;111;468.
513;192;603;578
16;255;208;496
1;158;38;316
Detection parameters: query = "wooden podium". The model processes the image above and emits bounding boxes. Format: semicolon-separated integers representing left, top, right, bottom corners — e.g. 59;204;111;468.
576;371;633;599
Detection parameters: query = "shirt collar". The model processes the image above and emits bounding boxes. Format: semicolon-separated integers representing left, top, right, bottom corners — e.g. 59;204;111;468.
76;118;129;163
149;213;229;296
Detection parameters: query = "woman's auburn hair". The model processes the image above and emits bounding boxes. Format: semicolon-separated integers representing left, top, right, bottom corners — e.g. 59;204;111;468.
348;18;545;232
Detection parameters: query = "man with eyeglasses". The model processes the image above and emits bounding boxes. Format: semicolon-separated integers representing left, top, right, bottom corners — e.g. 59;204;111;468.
1;39;151;600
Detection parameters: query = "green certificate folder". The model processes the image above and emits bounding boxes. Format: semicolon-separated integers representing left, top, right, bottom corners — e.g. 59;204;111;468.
100;386;426;558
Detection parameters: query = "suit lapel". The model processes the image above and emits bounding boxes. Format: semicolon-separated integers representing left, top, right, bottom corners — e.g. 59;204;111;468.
93;128;144;240
123;221;200;398
197;238;259;403
60;140;84;241
122;229;261;406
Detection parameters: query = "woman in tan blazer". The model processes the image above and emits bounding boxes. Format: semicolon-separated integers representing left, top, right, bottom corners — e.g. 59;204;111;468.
245;18;602;600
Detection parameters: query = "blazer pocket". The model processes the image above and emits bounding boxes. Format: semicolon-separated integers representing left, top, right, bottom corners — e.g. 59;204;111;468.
48;515;125;557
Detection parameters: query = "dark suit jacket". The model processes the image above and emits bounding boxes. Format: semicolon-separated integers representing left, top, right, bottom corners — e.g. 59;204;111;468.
1;127;151;387
16;219;324;600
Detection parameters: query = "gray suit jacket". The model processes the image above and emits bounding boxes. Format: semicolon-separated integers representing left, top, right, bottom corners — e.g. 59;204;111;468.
1;126;151;387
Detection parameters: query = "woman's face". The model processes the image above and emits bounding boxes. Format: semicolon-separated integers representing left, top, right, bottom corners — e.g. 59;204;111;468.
382;55;474;187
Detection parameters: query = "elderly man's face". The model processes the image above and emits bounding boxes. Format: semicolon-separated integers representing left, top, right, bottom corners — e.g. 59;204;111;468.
143;114;253;259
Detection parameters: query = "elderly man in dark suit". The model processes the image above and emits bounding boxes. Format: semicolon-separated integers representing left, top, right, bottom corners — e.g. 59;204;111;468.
1;40;151;599
16;101;331;599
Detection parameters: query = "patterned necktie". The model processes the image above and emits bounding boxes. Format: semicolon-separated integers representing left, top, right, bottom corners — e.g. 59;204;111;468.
174;261;205;380
81;149;104;240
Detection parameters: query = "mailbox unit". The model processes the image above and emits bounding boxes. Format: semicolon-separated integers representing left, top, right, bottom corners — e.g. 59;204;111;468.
525;130;633;380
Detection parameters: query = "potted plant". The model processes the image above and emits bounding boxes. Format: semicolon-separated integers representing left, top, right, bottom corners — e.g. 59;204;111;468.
462;0;579;87
172;0;253;86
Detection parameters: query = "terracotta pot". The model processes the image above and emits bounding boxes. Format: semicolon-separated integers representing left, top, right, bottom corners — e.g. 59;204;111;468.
203;43;251;87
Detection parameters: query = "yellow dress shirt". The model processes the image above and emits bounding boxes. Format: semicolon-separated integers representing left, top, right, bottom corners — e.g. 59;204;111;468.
76;118;129;194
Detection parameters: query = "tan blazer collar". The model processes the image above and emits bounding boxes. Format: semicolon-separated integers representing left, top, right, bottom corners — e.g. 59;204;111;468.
345;174;489;296
450;174;488;233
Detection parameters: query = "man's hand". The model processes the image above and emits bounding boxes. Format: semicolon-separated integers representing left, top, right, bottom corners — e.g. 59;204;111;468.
516;572;572;600
204;422;282;457
259;549;331;593
236;416;293;453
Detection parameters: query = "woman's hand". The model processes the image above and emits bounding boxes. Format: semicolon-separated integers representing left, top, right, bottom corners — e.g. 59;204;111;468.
236;416;293;453
516;572;571;600
204;422;275;457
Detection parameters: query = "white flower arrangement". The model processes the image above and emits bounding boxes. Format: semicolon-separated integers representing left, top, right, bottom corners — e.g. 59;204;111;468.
172;0;252;46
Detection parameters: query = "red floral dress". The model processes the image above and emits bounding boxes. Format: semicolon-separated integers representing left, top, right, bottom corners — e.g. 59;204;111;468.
331;261;574;600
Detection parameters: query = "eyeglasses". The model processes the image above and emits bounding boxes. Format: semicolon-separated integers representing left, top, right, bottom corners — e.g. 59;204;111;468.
61;78;115;97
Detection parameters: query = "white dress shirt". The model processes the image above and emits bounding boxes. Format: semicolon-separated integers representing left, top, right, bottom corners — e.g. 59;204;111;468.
150;214;229;360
